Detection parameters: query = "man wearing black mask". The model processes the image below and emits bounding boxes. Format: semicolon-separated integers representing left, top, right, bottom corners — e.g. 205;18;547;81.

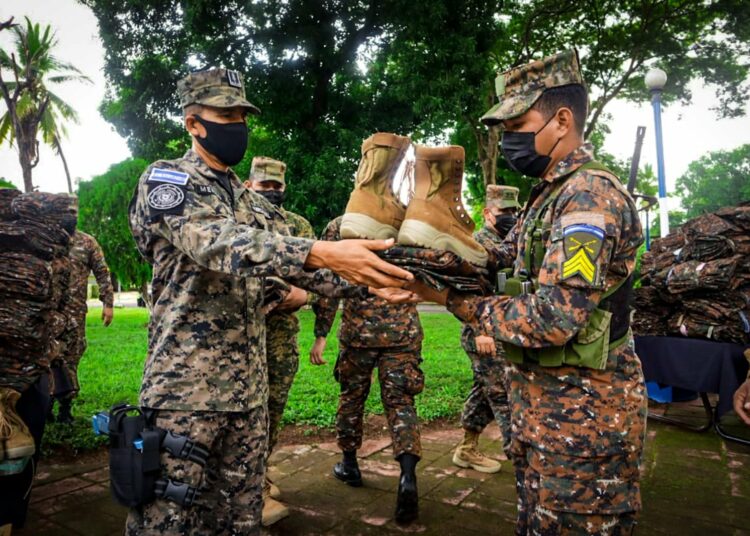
452;185;520;474
127;68;416;535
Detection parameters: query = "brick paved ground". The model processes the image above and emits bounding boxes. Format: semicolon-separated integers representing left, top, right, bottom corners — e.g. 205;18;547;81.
15;398;750;535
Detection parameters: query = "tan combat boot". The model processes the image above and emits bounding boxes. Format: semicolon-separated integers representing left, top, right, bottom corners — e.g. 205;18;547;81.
452;430;501;474
0;387;36;461
262;496;290;526
398;145;488;266
340;132;411;240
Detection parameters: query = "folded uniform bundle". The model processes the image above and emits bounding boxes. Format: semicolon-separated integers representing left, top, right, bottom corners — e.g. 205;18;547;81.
634;203;750;344
379;245;494;296
0;192;76;391
0;252;53;301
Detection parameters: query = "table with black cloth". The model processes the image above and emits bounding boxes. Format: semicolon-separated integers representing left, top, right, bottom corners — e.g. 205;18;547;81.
635;336;749;445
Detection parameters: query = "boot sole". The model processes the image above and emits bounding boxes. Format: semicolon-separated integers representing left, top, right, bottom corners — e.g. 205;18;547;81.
452;451;502;474
398;220;488;267
1;443;36;461
333;469;363;487
341;213;400;241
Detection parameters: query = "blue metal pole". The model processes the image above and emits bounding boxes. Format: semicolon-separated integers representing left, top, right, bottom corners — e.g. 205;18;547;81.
651;89;669;237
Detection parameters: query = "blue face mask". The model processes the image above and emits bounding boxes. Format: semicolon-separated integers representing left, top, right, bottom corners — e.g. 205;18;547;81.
501;114;561;178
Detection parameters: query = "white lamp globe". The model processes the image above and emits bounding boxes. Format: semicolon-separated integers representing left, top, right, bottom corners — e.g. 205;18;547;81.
645;68;668;91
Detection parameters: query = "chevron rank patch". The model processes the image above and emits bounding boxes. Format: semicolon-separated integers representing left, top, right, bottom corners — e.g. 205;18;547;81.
561;222;604;285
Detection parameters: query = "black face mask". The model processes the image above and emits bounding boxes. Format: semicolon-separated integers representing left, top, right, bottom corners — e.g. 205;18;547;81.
193;115;248;166
501;114;561;178
491;214;517;238
256;189;285;207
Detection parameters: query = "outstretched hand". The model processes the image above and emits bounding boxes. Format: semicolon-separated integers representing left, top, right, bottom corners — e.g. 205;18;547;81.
368;287;420;304
306;238;413;289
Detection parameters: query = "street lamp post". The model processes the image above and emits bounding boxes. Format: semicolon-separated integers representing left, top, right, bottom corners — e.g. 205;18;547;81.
645;67;669;238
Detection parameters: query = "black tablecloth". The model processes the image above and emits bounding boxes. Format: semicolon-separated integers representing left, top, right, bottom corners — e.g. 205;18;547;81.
635;336;749;417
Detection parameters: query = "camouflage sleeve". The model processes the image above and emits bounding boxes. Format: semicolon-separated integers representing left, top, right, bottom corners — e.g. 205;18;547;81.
88;235;114;307
294;213;316;240
311;219;342;338
448;179;627;348
133;166;314;280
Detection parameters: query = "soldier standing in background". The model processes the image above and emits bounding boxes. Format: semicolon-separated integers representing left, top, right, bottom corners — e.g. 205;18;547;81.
310;215;424;525
49;230;114;423
410;50;646;534
453;185;520;474
245;156;316;525
127;67;414;535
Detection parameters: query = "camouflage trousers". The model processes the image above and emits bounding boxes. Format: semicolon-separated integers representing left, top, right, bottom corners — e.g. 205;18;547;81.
506;348;645;535
50;312;87;401
460;327;511;453
265;313;300;462
125;407;267;536
335;344;424;459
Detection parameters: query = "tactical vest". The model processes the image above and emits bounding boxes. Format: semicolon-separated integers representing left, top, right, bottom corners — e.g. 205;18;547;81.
501;161;633;370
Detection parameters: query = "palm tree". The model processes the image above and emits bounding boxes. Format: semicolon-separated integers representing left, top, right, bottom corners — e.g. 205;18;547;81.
0;17;90;192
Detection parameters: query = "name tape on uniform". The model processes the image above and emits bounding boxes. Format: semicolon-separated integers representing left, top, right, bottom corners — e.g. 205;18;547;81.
147;168;189;186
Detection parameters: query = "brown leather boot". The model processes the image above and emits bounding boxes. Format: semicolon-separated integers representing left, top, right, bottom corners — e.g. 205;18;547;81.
398;145;488;266
0;387;36;461
340;132;411;240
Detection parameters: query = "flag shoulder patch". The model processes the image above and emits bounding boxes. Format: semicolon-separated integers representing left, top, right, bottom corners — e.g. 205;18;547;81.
147;167;190;186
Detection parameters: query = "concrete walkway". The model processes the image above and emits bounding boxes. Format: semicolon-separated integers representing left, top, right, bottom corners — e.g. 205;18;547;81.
17;398;750;535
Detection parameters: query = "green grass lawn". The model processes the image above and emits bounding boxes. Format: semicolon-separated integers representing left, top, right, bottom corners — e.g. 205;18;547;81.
43;307;472;452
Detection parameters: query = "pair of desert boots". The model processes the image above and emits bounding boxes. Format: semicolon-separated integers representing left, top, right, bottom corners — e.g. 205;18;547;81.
340;132;488;267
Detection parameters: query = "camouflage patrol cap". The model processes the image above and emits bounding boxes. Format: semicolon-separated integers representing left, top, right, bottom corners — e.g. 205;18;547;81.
250;156;286;186
481;49;584;126
486;185;521;210
178;68;260;114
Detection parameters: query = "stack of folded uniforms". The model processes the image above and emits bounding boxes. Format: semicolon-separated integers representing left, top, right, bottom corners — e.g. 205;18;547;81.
0;191;76;392
634;202;750;344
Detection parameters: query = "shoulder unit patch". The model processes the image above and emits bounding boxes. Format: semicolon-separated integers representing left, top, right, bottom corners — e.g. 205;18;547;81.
148;183;185;211
561;223;604;285
147;167;189;186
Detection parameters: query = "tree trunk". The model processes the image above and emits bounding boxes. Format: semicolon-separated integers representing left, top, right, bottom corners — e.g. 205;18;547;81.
21;157;33;192
55;137;73;193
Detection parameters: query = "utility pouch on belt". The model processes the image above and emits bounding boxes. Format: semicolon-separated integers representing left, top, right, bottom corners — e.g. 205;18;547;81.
98;404;209;509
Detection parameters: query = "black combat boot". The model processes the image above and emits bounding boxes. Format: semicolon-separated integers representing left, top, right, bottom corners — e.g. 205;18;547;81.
56;400;74;424
333;450;363;487
395;453;419;524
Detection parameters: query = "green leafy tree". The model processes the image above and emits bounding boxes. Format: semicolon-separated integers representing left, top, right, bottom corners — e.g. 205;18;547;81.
82;0;749;227
77;158;152;300
0;17;91;193
0;177;17;189
676;144;750;218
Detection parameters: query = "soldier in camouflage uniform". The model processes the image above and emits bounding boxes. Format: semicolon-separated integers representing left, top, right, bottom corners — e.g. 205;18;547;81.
453;185;520;474
311;216;424;525
411;51;646;534
49;230;114;424
244;156;316;524
126;68;414;535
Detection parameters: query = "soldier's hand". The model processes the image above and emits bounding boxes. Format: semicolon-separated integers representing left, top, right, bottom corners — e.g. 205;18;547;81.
310;336;327;366
102;306;114;327
368;287;420;304
475;335;496;356
305;239;414;289
406;279;448;305
275;286;308;312
734;378;750;426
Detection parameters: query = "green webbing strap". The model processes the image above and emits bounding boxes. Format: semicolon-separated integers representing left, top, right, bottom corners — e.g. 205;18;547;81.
522;159;617;280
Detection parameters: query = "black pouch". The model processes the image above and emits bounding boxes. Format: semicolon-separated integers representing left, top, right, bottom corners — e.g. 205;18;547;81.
107;404;161;507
